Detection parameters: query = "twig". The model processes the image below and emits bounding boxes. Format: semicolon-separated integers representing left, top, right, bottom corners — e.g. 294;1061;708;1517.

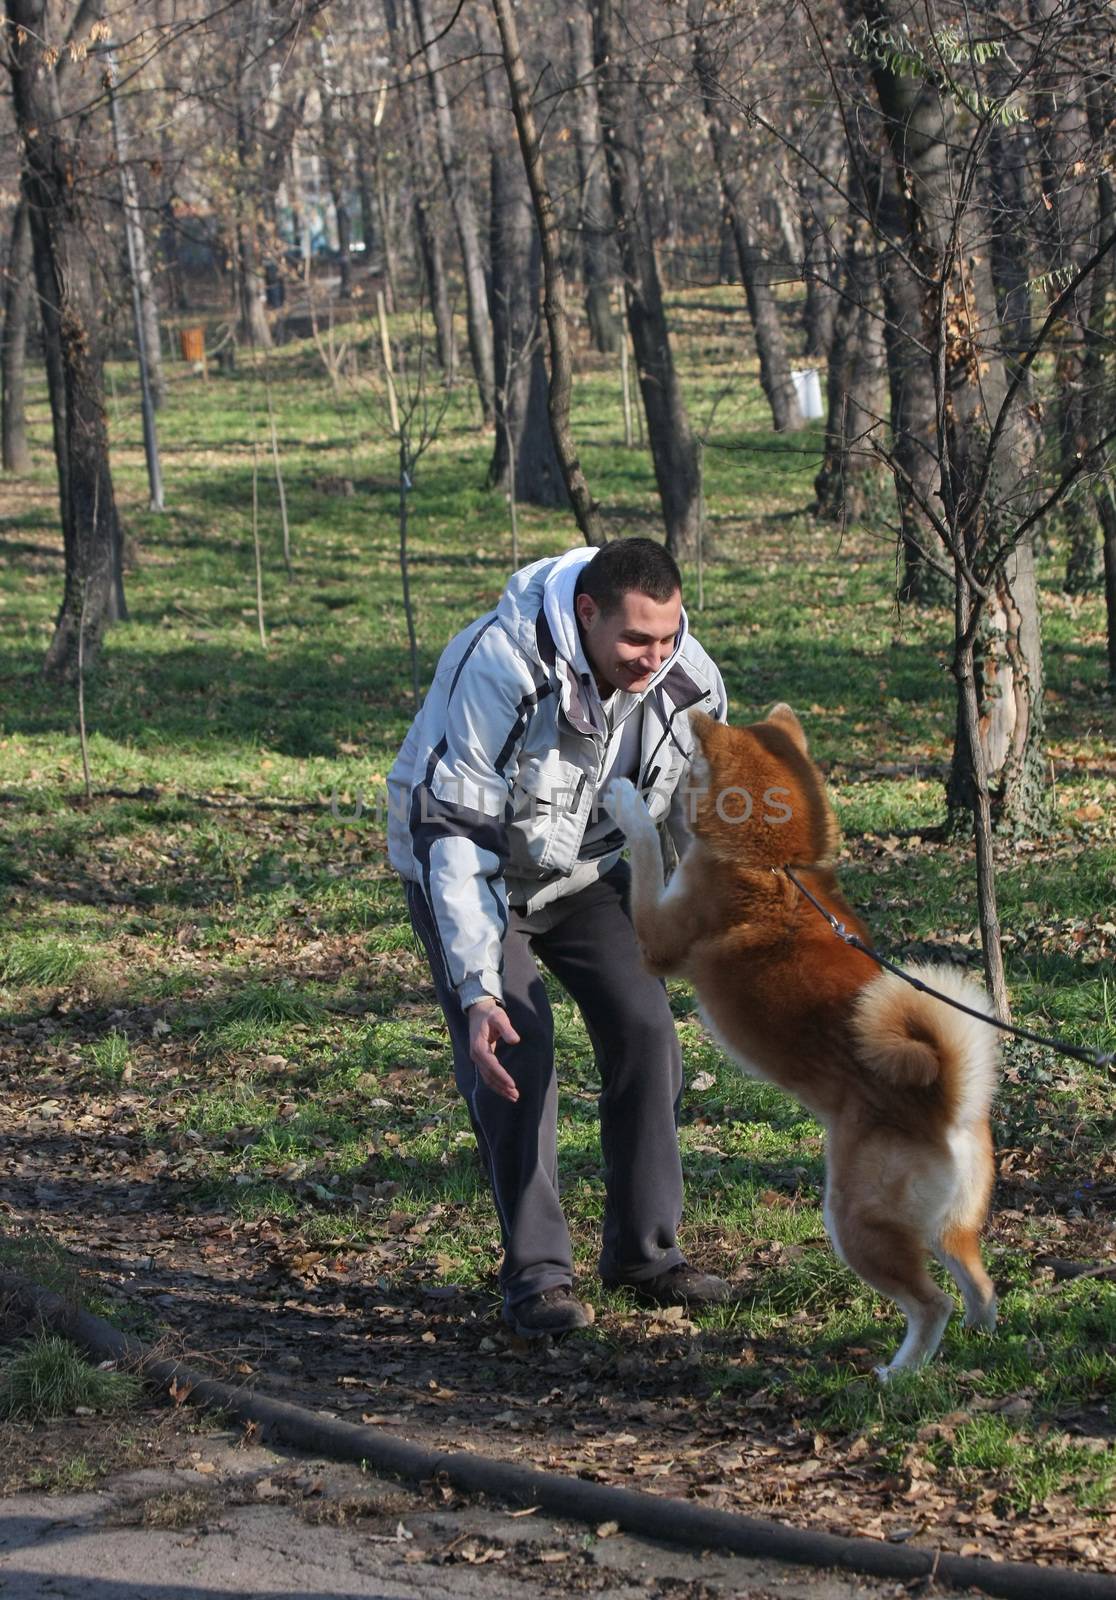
251;439;266;650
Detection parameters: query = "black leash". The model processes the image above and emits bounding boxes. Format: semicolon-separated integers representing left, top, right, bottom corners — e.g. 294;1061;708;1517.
780;865;1116;1073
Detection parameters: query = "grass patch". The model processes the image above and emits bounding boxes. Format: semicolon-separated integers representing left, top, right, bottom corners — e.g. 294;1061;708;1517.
0;1335;141;1422
84;1029;131;1083
1;936;87;988
1;288;1113;1545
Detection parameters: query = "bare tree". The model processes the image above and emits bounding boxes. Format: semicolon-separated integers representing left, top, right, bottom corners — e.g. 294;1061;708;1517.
1;197;32;473
5;0;128;677
687;0;803;433
491;0;605;543
477;3;564;506
593;0;702;558
412;0;495;422
567;8;619;354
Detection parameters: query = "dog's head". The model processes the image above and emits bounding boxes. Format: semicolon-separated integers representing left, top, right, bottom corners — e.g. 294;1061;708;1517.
686;704;839;866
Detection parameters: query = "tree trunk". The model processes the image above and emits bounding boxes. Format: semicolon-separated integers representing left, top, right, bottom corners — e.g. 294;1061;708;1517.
355;116;379;266
568;7;619;354
235;105;273;349
412;0;495;423
595;0;701;558
799;128;843;360
515;288;567;508
478;6;563;505
7;0;127;676
687;2;802;433
491;0;604;542
1030;8;1097;592
1101;488;1116;690
1;199;32;473
233;0;274;351
873;152;950;604
987;56;1032;365
814;205;886;521
318;55;353;300
851;0;1049;837
386;0;456;372
118;148;166;410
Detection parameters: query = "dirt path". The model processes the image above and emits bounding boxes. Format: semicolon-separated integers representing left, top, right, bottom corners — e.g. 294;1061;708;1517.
0;1429;917;1599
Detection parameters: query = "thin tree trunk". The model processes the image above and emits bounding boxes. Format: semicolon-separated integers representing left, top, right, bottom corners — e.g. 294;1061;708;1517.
688;2;802;433
491;0;604;543
954;594;1011;1019
594;0;701;557
412;0;495;423
1101;490;1116;690
236;111;273;350
874;152;950;604
121;165;166;409
1;199;32;473
367;85;398;310
234;0;274;351
814;205;886;521
354;120;378;265
568;7;619;354
385;0;455;373
398;440;421;706
318;54;353;301
8;0;127;676
800;132;843;360
478;6;564;506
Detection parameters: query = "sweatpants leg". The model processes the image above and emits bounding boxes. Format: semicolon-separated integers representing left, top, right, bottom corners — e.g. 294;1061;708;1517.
406;883;574;1309
530;868;685;1286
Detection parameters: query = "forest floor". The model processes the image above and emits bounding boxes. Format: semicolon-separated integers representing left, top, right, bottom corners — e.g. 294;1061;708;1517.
0;290;1113;1580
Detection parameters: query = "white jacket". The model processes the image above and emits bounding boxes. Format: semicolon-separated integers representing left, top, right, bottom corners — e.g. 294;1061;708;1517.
387;548;727;1008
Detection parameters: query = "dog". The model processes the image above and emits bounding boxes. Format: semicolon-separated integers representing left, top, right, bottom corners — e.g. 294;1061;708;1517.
609;704;998;1379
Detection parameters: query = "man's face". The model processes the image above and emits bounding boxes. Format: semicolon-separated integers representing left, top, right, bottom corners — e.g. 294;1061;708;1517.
575;587;683;695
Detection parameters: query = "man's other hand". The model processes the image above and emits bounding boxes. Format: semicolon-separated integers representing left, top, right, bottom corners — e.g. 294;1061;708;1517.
467;999;521;1102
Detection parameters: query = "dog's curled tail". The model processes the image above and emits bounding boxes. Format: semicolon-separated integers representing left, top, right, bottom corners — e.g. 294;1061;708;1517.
851;962;999;1121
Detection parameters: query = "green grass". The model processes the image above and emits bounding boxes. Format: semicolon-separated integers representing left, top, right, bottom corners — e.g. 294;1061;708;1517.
0;289;1113;1529
0;1335;141;1422
84;1029;131;1083
1;936;88;988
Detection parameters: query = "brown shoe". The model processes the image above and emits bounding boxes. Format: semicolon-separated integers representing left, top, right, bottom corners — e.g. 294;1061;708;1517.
609;1263;732;1308
503;1287;594;1338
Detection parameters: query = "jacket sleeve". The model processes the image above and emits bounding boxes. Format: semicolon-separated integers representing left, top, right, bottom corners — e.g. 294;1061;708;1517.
409;635;536;1010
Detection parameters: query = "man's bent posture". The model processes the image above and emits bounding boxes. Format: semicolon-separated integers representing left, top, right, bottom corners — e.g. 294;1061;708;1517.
388;539;731;1336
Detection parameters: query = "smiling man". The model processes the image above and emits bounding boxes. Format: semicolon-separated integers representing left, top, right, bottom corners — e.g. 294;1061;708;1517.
387;539;730;1335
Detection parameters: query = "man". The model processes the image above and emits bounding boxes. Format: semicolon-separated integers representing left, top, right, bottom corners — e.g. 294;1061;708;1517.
387;539;730;1336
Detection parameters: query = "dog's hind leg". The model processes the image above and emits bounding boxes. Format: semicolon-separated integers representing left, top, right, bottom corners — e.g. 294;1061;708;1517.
827;1208;954;1382
934;1227;997;1332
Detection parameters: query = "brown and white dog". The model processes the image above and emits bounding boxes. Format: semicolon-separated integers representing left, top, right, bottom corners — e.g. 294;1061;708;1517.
610;704;998;1379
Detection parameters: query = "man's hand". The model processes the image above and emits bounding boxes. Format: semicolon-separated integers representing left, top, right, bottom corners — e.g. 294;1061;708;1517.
467;998;521;1102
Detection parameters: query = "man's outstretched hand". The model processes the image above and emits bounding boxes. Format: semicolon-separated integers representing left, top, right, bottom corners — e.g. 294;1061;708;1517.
467;998;521;1102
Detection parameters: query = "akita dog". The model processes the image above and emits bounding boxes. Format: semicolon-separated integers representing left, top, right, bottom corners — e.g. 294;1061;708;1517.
610;704;998;1379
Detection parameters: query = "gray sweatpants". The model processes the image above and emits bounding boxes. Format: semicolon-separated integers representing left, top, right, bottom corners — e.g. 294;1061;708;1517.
406;865;685;1309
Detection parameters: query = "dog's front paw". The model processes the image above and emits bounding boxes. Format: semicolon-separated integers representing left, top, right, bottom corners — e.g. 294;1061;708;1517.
608;777;654;840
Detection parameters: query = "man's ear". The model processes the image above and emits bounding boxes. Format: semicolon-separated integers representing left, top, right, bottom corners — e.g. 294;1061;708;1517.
575;592;598;628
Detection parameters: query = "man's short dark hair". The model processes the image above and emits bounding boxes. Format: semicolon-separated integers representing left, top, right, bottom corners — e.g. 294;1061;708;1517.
575;538;682;616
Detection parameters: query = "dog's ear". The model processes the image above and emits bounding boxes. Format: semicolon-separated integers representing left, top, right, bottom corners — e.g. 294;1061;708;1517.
766;703;808;755
689;709;723;750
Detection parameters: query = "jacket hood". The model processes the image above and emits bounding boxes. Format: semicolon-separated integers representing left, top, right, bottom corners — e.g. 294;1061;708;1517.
495;548;690;728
